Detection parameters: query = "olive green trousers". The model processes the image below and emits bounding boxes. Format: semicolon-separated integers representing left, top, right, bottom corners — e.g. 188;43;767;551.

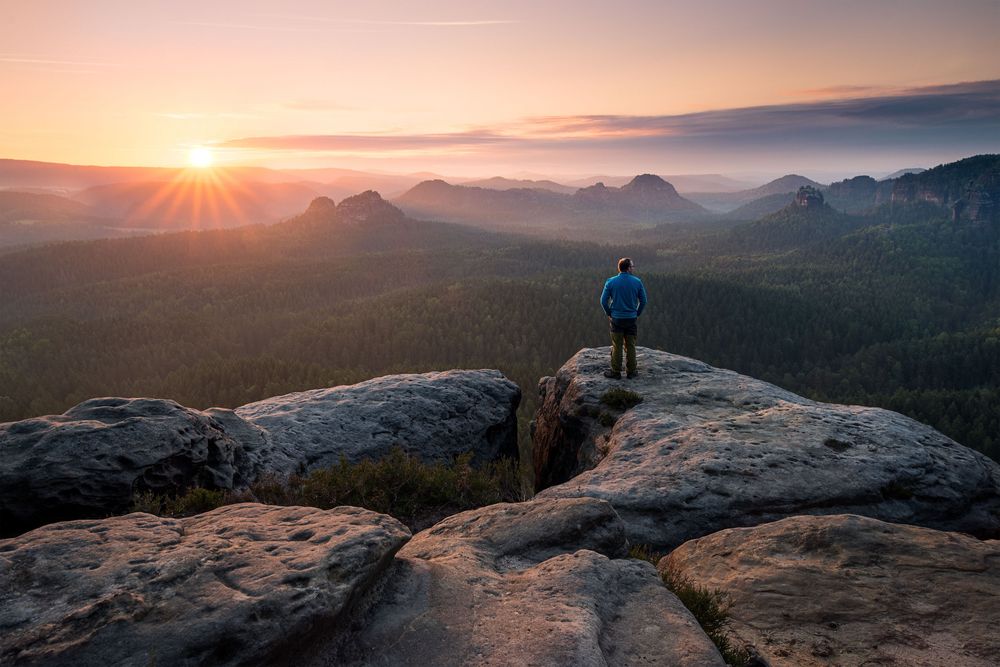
610;332;637;374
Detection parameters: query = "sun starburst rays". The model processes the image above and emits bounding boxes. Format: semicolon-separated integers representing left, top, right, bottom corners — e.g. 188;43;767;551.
124;165;261;231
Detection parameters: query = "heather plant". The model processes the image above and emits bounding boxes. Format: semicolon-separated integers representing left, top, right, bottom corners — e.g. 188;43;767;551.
628;544;750;666
659;561;751;666
131;448;523;530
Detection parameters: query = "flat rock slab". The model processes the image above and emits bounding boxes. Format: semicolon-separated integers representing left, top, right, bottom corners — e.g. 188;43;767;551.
0;503;409;666
534;347;1000;551
327;497;724;666
1;370;520;535
236;369;520;471
664;513;1000;667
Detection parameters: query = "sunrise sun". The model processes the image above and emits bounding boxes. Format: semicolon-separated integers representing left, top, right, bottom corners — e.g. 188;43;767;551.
188;147;213;168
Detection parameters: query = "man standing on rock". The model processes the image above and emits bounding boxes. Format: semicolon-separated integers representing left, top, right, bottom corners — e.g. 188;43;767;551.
600;257;647;379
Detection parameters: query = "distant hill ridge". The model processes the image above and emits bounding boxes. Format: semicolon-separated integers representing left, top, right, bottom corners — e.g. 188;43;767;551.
395;173;708;235
459;176;576;195
685;174;826;213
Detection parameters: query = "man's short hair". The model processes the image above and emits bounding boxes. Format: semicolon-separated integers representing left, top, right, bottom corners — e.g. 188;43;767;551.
618;257;633;272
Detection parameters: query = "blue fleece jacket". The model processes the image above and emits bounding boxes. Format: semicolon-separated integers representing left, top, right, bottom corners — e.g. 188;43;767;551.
601;272;647;319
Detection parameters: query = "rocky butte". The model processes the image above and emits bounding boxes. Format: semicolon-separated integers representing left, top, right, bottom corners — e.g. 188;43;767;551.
2;348;999;665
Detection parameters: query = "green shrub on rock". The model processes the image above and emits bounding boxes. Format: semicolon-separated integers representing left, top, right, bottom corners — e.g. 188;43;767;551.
659;561;751;666
600;388;643;411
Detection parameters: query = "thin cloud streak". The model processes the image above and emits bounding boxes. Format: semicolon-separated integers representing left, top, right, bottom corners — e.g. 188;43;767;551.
282;100;357;112
251;13;517;27
0;56;122;67
789;84;893;98
157;112;261;120
341;19;517;26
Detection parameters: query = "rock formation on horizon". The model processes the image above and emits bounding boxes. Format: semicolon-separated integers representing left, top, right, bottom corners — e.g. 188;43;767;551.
794;184;825;209
291;191;407;227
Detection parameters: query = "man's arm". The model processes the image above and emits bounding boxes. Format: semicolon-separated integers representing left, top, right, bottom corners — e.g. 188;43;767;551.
636;281;647;317
600;280;613;317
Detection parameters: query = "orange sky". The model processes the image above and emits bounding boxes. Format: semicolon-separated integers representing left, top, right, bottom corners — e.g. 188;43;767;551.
2;1;999;177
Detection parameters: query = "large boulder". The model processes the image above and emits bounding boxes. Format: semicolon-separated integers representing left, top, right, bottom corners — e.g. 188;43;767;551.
325;496;724;666
534;347;1000;551
1;370;520;535
663;514;1000;666
0;398;257;535
0;504;410;666
236;369;521;471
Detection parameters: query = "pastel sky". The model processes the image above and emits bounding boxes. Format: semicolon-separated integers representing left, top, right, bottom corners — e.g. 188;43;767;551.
2;0;999;179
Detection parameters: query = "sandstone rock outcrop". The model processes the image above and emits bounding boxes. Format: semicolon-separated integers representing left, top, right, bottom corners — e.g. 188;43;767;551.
237;369;520;472
533;347;1000;551
0;398;257;535
0;504;409;666
326;497;725;666
1;370;520;535
664;513;1000;667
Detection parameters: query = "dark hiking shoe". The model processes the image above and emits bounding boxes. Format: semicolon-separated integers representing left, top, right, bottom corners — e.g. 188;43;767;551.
603;370;622;379
626;371;638;379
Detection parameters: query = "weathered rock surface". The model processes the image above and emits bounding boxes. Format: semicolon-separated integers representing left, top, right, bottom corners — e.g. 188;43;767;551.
0;503;410;666
1;370;520;535
325;496;724;666
664;513;1000;667
236;369;521;471
534;347;1000;551
0;398;256;535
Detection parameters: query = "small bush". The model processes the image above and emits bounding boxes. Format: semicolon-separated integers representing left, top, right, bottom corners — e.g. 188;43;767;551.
627;543;663;565
164;487;230;516
600;388;643;410
660;561;751;666
598;411;617;427
131;487;235;518
131;448;522;529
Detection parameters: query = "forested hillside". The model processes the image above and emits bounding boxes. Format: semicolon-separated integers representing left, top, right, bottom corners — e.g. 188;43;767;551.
2;172;998;466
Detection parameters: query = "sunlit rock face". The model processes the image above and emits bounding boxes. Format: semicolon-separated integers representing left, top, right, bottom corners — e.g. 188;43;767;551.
325;496;726;667
533;347;1000;551
664;513;1000;667
0;504;409;667
0;370;520;536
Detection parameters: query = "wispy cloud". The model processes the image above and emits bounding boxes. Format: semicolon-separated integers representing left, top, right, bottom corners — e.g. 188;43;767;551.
222;131;508;152
282;99;357;112
218;80;1000;158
